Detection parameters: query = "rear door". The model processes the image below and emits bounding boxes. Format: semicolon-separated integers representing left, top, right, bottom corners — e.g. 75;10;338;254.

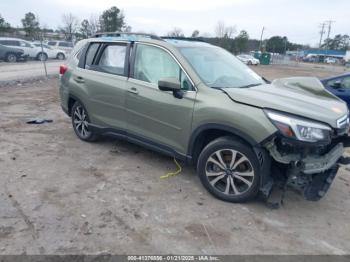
125;43;196;154
72;41;129;130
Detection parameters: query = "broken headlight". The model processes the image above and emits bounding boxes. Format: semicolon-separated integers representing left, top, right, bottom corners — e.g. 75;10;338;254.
265;110;331;143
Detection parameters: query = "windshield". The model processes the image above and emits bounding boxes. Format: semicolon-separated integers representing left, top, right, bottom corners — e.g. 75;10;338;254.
179;46;264;88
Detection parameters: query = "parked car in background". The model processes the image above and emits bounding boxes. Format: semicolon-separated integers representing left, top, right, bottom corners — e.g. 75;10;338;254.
0;44;28;62
236;54;260;65
32;42;66;60
324;57;337;64
0;37;49;61
321;73;350;107
46;41;74;53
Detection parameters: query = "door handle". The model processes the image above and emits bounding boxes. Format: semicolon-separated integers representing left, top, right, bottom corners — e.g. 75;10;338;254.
74;76;85;83
128;87;139;94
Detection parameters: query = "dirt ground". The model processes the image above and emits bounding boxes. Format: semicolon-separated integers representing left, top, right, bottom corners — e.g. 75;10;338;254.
0;64;350;255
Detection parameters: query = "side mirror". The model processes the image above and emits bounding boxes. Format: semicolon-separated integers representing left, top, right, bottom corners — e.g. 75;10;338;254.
158;78;183;99
158;77;181;91
331;81;342;89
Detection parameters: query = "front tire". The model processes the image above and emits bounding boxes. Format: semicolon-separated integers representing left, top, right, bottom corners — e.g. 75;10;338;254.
197;137;260;203
5;53;17;63
71;101;98;142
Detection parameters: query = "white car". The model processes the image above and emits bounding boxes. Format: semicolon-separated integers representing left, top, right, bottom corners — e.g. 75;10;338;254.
324;57;337;64
33;42;66;60
236;54;260;65
0;37;60;61
46;41;74;54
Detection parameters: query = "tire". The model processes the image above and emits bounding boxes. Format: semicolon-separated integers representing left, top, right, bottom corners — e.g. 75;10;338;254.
37;52;48;61
71;101;98;142
5;53;17;63
247;60;253;65
57;53;65;60
197;136;260;203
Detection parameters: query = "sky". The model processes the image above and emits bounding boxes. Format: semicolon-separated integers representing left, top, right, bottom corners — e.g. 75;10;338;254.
1;0;349;46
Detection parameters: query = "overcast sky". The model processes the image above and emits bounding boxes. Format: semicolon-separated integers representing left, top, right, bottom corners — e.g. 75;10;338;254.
1;0;349;45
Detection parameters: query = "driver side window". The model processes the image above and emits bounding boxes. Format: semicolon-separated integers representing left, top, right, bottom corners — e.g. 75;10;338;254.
134;44;192;91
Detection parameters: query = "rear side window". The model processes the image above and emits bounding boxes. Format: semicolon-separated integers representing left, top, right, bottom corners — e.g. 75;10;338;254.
96;45;126;76
59;42;73;47
0;40;20;46
48;41;56;46
85;43;100;69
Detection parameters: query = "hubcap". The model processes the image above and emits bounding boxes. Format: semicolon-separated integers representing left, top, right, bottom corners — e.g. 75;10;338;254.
205;149;255;196
8;55;16;62
73;105;91;138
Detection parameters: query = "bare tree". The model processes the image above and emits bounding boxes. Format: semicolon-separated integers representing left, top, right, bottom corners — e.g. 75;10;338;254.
61;13;79;41
215;21;236;39
167;27;184;37
88;14;100;35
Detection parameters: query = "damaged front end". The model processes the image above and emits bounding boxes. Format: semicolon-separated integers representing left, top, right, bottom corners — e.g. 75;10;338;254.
260;110;350;202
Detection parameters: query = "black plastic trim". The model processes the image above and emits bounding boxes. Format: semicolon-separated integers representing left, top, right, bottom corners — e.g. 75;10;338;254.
89;124;190;162
187;123;260;157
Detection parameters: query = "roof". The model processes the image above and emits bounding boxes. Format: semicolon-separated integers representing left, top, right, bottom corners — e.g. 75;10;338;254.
89;32;212;49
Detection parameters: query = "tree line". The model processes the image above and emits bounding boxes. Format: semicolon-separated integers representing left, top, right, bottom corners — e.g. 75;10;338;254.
1;9;347;53
0;6;129;41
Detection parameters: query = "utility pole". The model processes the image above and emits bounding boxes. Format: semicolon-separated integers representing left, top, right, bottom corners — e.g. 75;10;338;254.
319;22;326;48
258;26;265;52
325;20;335;56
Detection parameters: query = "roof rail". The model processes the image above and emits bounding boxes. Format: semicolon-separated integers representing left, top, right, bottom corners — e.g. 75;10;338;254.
92;32;163;41
161;36;205;42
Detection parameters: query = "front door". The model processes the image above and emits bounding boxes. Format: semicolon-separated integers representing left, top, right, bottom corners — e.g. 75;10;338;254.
125;43;196;154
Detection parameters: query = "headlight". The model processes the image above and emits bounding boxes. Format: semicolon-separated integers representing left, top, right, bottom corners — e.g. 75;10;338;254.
265;110;331;142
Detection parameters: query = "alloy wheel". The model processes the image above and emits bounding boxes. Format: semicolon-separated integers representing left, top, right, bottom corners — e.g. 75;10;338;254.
73;105;91;139
205;149;255;196
7;54;16;62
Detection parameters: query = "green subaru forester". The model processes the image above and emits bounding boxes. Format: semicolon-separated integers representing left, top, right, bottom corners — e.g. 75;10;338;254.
59;33;350;203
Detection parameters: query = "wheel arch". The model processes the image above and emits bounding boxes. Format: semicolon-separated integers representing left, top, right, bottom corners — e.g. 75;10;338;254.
67;94;84;117
188;124;259;166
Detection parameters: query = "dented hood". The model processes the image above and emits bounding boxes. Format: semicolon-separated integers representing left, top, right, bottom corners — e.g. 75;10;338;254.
222;77;348;128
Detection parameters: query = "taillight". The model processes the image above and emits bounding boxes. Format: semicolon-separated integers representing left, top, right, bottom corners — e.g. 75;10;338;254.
59;64;68;75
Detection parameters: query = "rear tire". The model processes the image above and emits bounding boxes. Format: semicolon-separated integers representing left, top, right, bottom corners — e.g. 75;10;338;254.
197;136;260;203
248;60;253;65
5;53;17;63
37;52;48;61
71;101;98;142
57;53;65;60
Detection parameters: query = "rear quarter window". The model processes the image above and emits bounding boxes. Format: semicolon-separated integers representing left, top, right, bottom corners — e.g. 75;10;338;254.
85;43;100;69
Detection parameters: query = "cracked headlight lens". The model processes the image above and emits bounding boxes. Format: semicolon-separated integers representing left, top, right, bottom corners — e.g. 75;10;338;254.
265;110;331;142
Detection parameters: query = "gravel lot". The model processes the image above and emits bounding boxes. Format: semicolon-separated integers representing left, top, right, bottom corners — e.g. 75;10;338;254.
0;64;350;255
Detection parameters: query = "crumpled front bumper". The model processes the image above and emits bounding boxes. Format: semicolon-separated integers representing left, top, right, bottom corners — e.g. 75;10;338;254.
267;142;344;174
263;137;349;202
